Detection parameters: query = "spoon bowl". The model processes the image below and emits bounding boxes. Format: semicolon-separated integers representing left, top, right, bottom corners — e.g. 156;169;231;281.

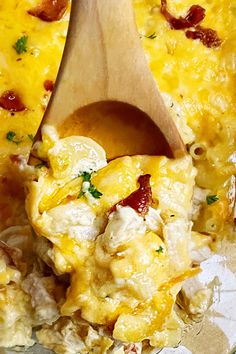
58;101;172;159
34;0;185;159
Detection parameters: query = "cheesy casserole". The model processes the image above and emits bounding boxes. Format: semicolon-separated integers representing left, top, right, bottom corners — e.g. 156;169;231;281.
0;0;236;353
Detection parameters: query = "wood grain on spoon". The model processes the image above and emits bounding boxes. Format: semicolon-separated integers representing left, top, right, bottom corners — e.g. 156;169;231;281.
36;0;186;159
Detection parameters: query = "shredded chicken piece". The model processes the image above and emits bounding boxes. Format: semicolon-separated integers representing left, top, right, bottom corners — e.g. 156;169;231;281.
178;276;213;321
190;186;209;221
22;272;59;326
37;317;113;354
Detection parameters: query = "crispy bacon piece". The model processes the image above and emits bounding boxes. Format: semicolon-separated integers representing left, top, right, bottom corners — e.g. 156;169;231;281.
66;194;77;201
185;5;206;25
28;0;69;22
160;0;221;48
186;26;221;48
0;90;26;112
44;80;54;92
160;0;205;29
110;174;152;217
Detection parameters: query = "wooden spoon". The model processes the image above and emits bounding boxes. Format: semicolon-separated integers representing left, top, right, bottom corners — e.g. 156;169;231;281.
35;0;186;160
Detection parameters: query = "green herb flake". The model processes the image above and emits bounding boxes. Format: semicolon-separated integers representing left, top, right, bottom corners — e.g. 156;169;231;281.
156;245;164;254
79;171;92;182
14;35;28;54
206;195;219;205
28;134;34;142
78;171;102;199
7;131;16;141
145;32;157;39
6;131;22;145
88;184;103;199
77;191;85;199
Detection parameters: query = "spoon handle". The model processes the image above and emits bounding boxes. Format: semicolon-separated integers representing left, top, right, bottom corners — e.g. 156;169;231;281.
44;0;139;126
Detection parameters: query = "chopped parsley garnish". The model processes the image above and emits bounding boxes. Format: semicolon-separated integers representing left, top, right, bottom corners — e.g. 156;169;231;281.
156;245;164;254
6;131;22;145
77;190;85;199
206;195;219;205
14;35;28;54
78;171;102;199
145;32;157;39
28;134;34;142
6;131;16;141
88;184;103;199
79;171;92;182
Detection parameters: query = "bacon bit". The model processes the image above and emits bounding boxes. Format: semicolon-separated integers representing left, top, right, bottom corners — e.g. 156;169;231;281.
186;26;221;48
66;194;77;201
110;174;152;217
185;5;206;25
28;0;69;22
161;0;205;29
44;80;54;92
160;0;221;48
0;90;26;112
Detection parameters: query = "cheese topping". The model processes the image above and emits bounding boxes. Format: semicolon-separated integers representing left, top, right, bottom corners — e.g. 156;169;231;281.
24;125;199;349
0;1;236;353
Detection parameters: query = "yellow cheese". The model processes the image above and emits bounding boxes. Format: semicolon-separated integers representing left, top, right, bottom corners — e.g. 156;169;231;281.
0;0;70;175
1;1;236;351
133;0;236;239
0;0;236;241
26;128;196;344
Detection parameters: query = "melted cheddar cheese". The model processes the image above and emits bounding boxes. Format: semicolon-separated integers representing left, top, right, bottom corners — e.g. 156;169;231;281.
0;1;236;353
26;125;197;347
134;0;236;239
0;0;70;175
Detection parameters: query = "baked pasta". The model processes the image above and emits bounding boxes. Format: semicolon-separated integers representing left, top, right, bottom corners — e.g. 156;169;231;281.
25;124;204;352
0;0;236;353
